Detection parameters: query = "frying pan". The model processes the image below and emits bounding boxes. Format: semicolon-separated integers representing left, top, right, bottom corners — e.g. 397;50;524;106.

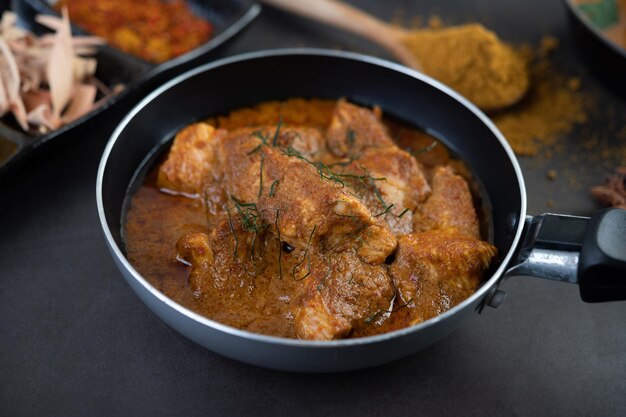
96;50;626;372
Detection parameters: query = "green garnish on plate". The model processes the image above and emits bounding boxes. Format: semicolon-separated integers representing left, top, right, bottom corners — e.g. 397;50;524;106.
578;0;619;29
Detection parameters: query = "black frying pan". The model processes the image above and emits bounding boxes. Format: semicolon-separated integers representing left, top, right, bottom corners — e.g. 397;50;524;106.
97;50;626;372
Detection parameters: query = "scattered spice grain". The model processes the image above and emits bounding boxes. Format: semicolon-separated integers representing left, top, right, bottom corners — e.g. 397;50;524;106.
490;39;588;156
547;170;558;180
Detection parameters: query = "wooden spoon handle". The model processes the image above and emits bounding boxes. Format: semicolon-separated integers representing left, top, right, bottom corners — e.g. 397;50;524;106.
261;0;421;70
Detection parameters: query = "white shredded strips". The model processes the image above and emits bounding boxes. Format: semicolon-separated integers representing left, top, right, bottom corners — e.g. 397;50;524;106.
0;9;113;134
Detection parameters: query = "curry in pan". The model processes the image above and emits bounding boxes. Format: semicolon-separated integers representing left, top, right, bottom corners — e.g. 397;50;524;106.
125;99;497;340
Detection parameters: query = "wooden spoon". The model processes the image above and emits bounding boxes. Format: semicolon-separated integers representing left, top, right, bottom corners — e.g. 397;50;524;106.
261;0;422;69
261;0;529;112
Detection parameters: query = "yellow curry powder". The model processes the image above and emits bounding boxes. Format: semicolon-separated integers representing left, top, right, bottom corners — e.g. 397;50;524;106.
400;20;588;156
401;24;529;111
491;60;587;156
486;36;587;156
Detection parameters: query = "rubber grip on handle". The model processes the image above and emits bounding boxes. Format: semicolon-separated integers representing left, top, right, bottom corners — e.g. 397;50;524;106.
578;208;626;302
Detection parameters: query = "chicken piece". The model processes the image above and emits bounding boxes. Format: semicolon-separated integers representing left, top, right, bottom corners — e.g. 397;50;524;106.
217;126;326;204
176;231;214;273
413;165;480;238
325;99;394;158
218;128;397;263
257;148;396;264
157;123;323;199
295;251;395;340
159;125;325;201
338;147;431;235
177;222;267;299
390;229;497;325
209;127;265;205
176;219;272;327
285;127;326;158
247;125;326;159
157;123;226;196
351;224;398;266
325;100;431;235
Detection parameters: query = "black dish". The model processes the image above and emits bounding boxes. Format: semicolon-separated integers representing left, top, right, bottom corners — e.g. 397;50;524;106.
562;0;626;96
0;0;260;173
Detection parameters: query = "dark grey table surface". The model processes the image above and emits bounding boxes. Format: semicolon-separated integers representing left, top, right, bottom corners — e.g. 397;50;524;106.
1;1;625;416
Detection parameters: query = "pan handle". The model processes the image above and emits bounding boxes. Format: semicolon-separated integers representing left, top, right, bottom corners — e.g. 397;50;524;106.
505;208;626;302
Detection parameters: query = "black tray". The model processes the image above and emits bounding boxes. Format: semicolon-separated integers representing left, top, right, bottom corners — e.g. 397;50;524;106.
0;0;260;173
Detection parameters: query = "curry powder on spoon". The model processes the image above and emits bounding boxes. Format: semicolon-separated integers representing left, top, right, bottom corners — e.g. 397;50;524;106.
401;24;529;112
401;21;587;156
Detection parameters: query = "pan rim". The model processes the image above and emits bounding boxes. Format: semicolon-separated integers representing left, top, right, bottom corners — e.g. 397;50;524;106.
96;48;527;348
